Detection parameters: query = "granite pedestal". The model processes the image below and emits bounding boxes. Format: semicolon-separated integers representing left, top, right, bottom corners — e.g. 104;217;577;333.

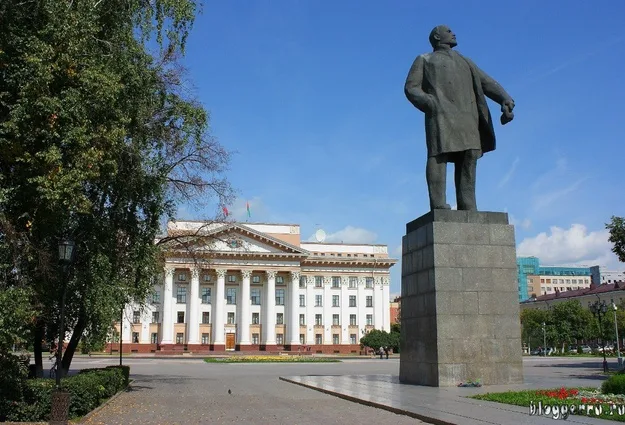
399;210;523;387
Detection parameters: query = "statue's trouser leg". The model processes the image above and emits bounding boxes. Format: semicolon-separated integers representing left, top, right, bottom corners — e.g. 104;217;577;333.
426;154;450;209
454;149;481;211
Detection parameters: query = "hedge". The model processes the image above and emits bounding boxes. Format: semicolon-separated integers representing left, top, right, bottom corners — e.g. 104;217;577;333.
0;366;130;422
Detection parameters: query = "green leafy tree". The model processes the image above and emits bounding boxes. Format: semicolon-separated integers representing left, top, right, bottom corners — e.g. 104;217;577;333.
607;216;625;263
360;329;391;352
550;300;592;351
520;308;549;349
0;0;233;376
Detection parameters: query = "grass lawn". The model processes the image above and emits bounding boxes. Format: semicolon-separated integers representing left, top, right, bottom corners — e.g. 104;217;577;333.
471;387;625;421
204;355;341;363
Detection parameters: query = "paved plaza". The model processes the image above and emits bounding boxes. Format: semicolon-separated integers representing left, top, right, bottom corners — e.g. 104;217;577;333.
56;355;625;424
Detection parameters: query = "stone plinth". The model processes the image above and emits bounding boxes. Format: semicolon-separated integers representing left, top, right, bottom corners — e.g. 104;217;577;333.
399;210;523;387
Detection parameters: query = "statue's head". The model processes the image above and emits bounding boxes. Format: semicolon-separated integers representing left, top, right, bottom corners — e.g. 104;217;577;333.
429;25;457;49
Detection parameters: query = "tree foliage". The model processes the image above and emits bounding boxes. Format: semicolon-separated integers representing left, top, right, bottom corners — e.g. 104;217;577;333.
521;299;624;351
607;216;625;264
0;0;234;373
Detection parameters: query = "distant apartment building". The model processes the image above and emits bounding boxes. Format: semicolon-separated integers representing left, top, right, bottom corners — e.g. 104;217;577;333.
390;297;400;325
517;257;591;301
590;266;625;285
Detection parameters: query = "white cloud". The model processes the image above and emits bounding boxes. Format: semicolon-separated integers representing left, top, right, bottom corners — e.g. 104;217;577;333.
509;215;532;230
307;225;378;244
517;224;620;268
498;156;520;188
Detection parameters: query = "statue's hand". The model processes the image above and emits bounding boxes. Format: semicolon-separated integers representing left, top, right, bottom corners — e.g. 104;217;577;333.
501;99;515;114
500;99;515;125
425;95;438;114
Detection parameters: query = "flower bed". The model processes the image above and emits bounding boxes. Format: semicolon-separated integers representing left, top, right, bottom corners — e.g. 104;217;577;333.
204;355;340;363
471;386;625;422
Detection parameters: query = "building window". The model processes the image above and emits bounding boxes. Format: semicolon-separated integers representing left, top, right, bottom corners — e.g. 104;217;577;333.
315;314;323;325
333;334;339;345
178;273;187;282
177;311;185;323
349;295;357;307
300;334;305;344
299;294;305;307
203;274;211;282
202;312;210;324
132;332;139;343
366;314;373;325
201;288;211;304
152;312;159;323
177;286;187;303
252;275;261;283
133;311;141;324
152;291;160;304
315;295;323;307
332;276;340;288
227;274;237;283
151;333;158;344
277;333;284;345
201;333;210;344
299;276;306;288
251;288;261;305
350;334;357;344
349;277;357;288
299;314;305;325
277;313;284;325
315;334;322;344
366;296;373;307
226;312;234;324
276;289;285;306
332;295;340;307
350;314;356;326
252;333;259;344
176;333;184;344
332;314;340;326
276;276;284;284
315;276;323;288
227;288;237;305
252;312;260;324
365;277;373;288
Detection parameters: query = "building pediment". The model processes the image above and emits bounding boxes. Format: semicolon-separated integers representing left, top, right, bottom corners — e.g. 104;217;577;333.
165;223;309;257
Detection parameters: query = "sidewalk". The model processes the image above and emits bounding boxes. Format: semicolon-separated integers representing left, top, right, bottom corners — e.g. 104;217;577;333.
279;371;622;425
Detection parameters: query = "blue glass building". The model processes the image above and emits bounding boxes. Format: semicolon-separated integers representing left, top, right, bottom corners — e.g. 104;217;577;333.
516;257;591;301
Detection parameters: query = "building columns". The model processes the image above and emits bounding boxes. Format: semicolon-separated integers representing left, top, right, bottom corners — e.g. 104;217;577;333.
161;267;174;344
263;270;277;345
323;277;331;343
289;271;300;346
340;277;350;344
187;267;200;344
239;270;251;345
213;269;226;345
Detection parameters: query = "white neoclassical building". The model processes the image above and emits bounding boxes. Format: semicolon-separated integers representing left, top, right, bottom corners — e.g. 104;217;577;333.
111;221;396;353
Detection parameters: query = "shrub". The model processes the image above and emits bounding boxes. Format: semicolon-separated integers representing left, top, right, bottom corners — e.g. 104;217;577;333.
1;366;129;422
106;365;130;386
0;352;28;421
602;374;625;395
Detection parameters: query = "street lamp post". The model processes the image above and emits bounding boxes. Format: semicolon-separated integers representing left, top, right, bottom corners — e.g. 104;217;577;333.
612;301;622;369
589;300;609;373
542;322;547;357
50;239;76;425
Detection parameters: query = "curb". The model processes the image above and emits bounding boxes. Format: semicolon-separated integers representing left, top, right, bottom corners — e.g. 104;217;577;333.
278;377;456;425
76;379;134;424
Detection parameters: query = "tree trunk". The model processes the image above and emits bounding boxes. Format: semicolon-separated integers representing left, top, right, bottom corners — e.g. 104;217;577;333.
33;316;44;378
62;313;85;374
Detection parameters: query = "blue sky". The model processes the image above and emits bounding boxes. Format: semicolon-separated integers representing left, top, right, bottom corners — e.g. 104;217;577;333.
175;0;625;296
